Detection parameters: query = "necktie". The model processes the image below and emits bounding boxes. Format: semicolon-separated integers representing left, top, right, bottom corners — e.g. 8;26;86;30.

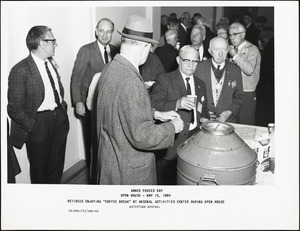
104;46;109;64
185;77;194;124
213;63;225;82
45;61;61;107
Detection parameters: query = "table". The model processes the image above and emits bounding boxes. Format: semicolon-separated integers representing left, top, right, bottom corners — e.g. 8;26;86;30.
229;123;275;185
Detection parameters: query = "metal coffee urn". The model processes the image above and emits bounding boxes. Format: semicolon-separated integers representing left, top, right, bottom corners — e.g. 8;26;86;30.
177;121;257;185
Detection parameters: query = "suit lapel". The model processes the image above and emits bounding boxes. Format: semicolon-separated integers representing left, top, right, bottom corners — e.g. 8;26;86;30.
205;61;214;105
27;55;45;95
93;41;105;66
174;69;188;97
217;60;231;104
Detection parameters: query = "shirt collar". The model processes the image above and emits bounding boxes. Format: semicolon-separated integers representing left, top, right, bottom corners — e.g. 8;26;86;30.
211;59;225;69
237;40;247;50
180;23;187;31
179;70;194;81
97;40;109;51
31;52;47;65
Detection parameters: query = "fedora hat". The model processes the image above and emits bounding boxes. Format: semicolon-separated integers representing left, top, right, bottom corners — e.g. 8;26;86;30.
118;15;158;44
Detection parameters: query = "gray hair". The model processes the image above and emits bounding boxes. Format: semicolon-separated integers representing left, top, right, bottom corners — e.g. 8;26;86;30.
192;24;206;37
229;22;246;32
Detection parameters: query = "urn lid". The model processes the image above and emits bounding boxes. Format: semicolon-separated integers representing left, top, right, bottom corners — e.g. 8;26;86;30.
201;121;234;136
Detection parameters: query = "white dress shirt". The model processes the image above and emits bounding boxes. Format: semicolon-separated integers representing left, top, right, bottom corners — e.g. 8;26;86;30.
97;41;112;63
180;71;197;130
31;52;62;111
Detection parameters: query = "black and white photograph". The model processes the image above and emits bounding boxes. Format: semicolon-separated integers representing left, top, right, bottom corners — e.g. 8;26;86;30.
1;1;299;230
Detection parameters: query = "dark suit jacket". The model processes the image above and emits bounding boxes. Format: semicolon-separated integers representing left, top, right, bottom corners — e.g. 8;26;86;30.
195;59;244;122
139;52;165;82
246;23;260;47
7;55;66;149
178;23;189;48
150;69;209;160
70;41;119;105
154;43;179;73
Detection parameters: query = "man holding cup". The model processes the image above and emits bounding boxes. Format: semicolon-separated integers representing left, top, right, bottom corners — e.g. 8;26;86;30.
150;45;210;185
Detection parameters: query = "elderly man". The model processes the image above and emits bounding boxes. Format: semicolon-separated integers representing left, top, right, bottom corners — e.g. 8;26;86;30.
95;15;184;185
150;45;210;185
190;24;210;61
195;37;244;123
70;18;119;184
228;22;261;125
8;26;69;184
155;29;179;73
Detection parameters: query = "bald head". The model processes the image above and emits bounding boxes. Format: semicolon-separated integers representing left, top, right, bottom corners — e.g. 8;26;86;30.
210;37;229;50
209;37;229;64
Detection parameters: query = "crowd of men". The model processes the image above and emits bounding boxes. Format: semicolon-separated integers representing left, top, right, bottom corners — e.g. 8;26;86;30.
7;10;273;185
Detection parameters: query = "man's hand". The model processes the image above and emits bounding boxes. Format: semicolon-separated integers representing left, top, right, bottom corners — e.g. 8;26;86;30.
200;117;209;124
176;96;195;110
144;81;155;89
229;45;237;57
154;110;181;122
75;102;86;116
170;117;184;133
216;110;232;122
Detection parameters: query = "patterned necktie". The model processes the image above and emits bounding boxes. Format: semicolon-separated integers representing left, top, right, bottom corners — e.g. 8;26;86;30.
104;46;109;64
44;61;61;107
185;77;194;124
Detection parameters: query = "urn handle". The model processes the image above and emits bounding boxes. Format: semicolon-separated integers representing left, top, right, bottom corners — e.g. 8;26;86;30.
197;174;219;185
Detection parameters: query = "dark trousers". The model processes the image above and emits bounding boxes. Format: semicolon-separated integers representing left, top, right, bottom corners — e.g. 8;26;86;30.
26;108;69;184
156;126;200;185
80;109;97;184
238;91;257;125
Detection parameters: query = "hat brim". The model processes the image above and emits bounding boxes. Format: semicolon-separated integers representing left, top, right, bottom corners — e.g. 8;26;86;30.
117;30;159;44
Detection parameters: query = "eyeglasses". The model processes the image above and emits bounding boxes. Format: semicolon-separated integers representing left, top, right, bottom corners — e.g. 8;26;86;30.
179;56;199;65
43;39;57;44
229;31;245;38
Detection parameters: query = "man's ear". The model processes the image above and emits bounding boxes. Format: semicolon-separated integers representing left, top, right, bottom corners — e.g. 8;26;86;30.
176;56;180;64
208;48;212;56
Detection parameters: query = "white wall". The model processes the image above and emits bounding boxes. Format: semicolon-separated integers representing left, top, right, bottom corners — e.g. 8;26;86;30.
2;2;159;183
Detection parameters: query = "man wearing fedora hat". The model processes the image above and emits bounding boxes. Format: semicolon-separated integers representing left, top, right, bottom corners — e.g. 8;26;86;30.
95;15;184;185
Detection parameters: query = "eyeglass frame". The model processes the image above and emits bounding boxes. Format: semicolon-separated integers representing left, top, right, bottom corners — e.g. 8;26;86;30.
179;56;199;65
228;31;245;38
43;39;57;44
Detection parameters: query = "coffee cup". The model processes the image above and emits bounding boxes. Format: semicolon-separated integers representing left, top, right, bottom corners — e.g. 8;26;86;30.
187;95;197;105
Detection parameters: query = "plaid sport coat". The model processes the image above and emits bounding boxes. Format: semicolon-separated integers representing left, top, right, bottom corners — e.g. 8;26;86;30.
7;55;66;149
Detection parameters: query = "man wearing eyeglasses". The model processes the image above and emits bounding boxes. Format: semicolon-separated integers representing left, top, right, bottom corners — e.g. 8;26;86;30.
70;18;119;184
228;22;261;125
150;45;210;185
7;26;69;184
